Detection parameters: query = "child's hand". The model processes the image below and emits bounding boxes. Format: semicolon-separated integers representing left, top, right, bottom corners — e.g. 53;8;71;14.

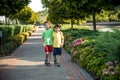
60;44;63;47
43;44;46;47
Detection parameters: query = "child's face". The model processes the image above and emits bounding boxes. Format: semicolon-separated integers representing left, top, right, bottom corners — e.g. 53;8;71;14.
55;27;60;32
44;23;50;29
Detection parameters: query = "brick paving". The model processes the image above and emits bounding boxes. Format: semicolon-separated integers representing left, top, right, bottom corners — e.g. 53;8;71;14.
0;28;94;80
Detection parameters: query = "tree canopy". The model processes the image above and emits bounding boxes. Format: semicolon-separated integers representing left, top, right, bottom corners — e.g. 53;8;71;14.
42;0;120;31
9;6;38;24
0;0;31;17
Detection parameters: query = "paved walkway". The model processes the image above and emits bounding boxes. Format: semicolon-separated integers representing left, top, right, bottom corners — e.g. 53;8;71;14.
0;28;94;80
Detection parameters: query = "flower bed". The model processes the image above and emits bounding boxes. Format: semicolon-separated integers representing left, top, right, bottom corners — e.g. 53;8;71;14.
63;28;120;80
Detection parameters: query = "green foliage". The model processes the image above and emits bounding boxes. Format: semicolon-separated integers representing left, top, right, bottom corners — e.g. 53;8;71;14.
63;26;120;80
0;25;33;39
14;25;23;35
43;0;120;31
0;25;14;39
41;0;50;8
21;32;30;39
96;10;110;22
0;25;35;56
0;41;18;56
109;7;120;21
37;10;48;24
27;31;33;36
0;0;30;17
24;25;33;31
16;34;26;44
95;29;120;61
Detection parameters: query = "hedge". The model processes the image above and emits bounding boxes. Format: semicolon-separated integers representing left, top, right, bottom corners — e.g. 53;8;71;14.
0;25;36;56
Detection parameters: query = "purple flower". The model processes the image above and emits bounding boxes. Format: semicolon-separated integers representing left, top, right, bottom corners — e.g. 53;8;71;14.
106;61;113;66
73;51;78;55
102;71;108;76
114;60;119;64
102;68;108;72
108;66;115;71
110;71;116;75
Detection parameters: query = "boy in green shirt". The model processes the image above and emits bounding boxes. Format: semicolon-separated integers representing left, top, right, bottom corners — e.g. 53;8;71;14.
42;21;53;66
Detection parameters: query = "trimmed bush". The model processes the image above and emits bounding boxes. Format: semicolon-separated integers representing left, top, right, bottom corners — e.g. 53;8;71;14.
27;31;33;36
0;41;18;56
0;25;34;56
0;25;14;39
14;25;23;35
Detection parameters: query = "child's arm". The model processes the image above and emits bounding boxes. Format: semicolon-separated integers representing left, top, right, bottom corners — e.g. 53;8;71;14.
42;32;45;47
60;32;64;47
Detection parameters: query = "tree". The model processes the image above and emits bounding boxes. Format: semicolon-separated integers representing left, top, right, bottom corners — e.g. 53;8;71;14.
0;0;30;16
0;0;30;24
9;6;38;24
42;0;120;31
47;0;86;29
28;11;38;24
41;0;50;8
18;6;32;24
48;0;65;24
74;0;120;31
37;10;48;24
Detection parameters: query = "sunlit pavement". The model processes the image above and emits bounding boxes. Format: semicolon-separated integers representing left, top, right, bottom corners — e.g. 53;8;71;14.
0;28;94;80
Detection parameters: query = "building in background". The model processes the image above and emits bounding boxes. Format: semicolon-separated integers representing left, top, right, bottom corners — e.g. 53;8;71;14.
0;16;5;24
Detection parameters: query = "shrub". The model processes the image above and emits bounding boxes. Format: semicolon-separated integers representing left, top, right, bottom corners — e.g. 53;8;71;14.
0;41;18;56
8;34;25;45
0;25;34;56
27;31;33;36
95;29;120;61
0;25;14;39
14;25;23;35
21;32;30;39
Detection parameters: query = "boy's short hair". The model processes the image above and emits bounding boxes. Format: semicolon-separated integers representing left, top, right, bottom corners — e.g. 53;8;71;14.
44;21;50;25
54;24;61;28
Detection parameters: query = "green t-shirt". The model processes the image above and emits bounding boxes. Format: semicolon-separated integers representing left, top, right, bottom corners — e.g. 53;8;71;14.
42;29;53;45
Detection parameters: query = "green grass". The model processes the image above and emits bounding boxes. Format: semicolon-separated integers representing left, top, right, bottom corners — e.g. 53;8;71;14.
61;24;89;30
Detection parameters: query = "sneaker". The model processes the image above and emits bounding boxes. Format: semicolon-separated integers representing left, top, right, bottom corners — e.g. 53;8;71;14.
54;60;57;65
57;63;60;67
47;62;51;66
44;60;48;66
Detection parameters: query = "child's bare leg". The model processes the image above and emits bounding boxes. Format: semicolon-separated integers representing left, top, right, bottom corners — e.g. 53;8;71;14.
54;55;57;65
56;55;61;67
48;52;51;62
57;55;61;63
45;52;49;64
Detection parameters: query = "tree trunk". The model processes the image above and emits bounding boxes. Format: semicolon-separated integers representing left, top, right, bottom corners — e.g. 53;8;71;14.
5;16;7;25
15;18;19;24
92;9;96;32
70;18;73;29
77;19;79;25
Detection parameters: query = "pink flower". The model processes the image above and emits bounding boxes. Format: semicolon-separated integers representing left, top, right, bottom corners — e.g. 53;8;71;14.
72;38;82;46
